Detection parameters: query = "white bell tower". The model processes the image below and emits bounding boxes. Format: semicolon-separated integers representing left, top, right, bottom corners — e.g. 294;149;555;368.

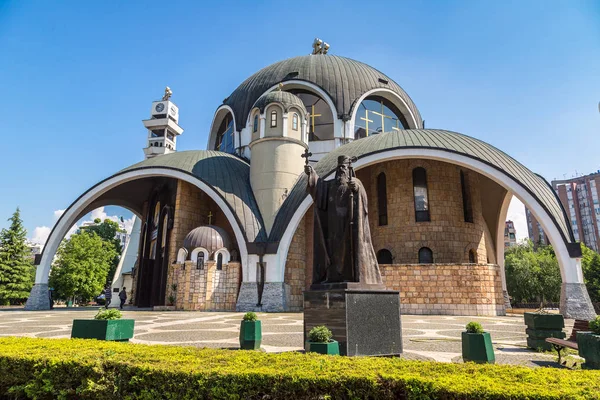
142;87;184;159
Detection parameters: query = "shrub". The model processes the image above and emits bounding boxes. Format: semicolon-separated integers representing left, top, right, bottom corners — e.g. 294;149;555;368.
465;322;484;334
94;309;122;320
590;316;600;335
1;337;600;399
242;311;257;322
308;326;332;343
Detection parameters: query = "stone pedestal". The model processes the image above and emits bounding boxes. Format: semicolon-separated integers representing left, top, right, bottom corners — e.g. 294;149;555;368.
24;283;50;311
304;288;402;356
236;282;289;312
560;283;597;320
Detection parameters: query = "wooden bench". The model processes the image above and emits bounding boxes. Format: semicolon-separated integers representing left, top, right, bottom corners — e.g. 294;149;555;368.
546;319;590;364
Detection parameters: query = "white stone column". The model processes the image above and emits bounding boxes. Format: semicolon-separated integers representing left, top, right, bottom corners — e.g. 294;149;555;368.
259;115;266;139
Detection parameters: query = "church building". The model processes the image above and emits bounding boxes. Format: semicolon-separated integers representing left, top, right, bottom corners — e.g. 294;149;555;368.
26;40;596;320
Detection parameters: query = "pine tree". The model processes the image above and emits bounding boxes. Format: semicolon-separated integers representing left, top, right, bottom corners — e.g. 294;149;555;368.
0;208;34;305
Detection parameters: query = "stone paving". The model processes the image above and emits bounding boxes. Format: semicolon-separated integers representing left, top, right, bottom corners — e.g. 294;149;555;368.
0;308;574;367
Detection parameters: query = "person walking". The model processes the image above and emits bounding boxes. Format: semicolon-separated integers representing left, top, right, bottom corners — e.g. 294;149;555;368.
119;287;127;310
104;285;112;309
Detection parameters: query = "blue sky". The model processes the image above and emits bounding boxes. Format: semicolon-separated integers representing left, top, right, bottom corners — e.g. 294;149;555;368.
0;0;598;242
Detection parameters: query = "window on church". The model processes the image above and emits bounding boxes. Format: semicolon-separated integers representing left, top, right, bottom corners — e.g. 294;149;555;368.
253;115;259;133
287;89;334;141
292;113;299;131
469;249;476;263
377;249;393;264
418;247;433;264
215;114;235;153
354;96;409;139
217;253;223;270
461;170;473;223
270;110;277;128
197;253;205;270
377;172;388;226
413;167;430;222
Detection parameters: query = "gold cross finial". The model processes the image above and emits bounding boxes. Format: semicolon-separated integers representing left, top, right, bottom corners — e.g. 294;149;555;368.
207;211;213;225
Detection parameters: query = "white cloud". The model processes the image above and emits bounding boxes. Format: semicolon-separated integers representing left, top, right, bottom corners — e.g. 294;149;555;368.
31;226;51;245
29;207;135;246
507;196;529;241
53;209;65;220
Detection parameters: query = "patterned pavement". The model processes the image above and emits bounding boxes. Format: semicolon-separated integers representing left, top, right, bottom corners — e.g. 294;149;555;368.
0;308;574;367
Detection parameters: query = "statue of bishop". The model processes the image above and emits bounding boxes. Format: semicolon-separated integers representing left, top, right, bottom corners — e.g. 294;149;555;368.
305;155;383;287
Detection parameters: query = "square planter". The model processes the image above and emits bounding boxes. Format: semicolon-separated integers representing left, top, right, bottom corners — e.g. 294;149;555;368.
461;332;495;364
577;332;600;370
305;340;340;355
524;313;564;330
239;320;262;350
71;319;134;341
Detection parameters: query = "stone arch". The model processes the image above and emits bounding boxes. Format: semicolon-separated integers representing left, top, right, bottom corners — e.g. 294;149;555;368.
207;105;236;151
276;148;595;318
191;247;210;262
350;88;421;131
25;168;250;310
215;248;231;264
176;248;188;263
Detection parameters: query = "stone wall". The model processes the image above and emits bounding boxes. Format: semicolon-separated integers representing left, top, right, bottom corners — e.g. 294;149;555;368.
169;261;241;311
380;263;505;315
283;212;309;311
357;159;489;264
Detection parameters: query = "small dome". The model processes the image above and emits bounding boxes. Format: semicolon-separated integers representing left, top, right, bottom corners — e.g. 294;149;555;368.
252;90;307;114
183;225;231;253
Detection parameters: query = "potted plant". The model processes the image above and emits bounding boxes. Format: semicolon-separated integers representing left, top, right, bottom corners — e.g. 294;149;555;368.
577;316;600;370
305;326;339;355
524;311;565;351
461;322;495;364
71;309;135;342
239;312;262;350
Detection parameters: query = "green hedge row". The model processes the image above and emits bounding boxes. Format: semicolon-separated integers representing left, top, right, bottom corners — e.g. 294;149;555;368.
1;337;600;399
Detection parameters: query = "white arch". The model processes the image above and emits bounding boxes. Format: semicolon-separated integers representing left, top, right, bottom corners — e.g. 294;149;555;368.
278;148;583;287
191;247;209;262
349;88;420;131
215;247;231;264
32;168;249;286
207;105;236;150
176;248;188;263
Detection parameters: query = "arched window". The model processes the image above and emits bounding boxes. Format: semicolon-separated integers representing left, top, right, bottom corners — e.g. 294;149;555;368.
377;172;388;226
253;115;259;133
377;249;393;264
217;253;223;271
413;167;430;222
197;253;205;270
270;110;277;128
418;247;433;264
215;114;235;153
292;113;299;131
354;96;409;139
461;170;473;223
468;249;476;264
287;89;334;141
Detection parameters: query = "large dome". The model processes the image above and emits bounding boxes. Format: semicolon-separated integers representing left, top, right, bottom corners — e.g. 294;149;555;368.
183;225;232;253
223;55;423;130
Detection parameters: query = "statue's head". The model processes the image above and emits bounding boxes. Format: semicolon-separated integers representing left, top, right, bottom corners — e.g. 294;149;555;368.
336;155;351;184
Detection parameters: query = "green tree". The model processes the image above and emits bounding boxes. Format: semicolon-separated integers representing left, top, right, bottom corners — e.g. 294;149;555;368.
49;231;117;303
581;243;600;303
0;208;34;305
80;218;124;283
504;240;561;305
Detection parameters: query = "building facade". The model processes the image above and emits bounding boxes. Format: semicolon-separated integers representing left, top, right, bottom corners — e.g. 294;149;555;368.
504;221;517;249
526;207;549;246
25;41;596;320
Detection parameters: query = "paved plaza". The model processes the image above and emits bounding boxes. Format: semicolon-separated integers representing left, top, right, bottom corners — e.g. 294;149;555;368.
0;309;576;367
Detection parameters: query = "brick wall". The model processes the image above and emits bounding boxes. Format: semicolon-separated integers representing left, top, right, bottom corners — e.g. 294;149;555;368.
380;263;505;315
169;261;241;311
357;159;489;264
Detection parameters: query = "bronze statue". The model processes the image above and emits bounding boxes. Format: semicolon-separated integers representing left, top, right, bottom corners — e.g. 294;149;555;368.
304;155;383;287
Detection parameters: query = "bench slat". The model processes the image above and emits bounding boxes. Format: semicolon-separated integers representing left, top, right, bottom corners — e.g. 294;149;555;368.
545;337;578;350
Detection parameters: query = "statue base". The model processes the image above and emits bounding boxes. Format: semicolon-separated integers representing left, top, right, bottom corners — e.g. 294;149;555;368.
303;288;402;356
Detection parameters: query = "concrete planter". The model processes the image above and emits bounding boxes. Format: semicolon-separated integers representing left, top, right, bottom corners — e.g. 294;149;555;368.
577;332;600;370
305;340;340;355
71;319;135;341
239;320;262;350
524;313;565;351
461;332;495;364
524;313;564;330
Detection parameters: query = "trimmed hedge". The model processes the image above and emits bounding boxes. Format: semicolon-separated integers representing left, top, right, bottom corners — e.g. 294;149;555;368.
1;337;600;399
